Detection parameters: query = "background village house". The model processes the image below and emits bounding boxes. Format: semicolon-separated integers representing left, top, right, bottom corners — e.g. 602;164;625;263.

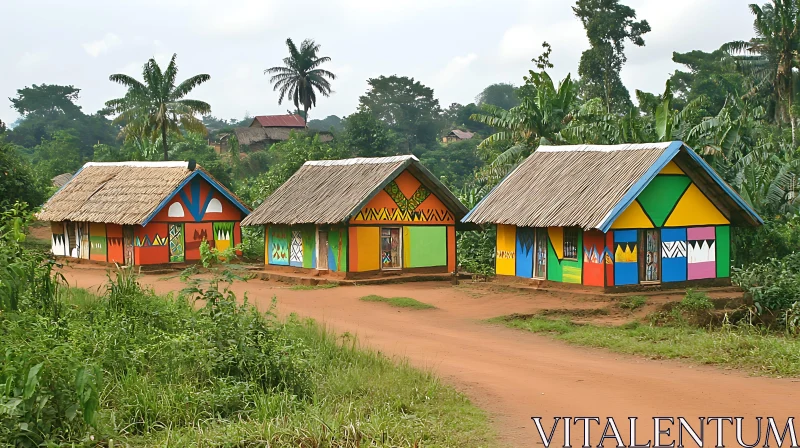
242;155;469;278
38;161;251;266
215;114;332;154
442;129;475;144
462;141;763;291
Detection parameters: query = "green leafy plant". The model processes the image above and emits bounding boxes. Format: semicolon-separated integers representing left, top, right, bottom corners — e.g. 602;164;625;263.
618;295;647;310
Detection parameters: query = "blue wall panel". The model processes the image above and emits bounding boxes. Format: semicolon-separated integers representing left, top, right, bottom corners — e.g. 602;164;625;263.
515;227;534;278
661;227;687;282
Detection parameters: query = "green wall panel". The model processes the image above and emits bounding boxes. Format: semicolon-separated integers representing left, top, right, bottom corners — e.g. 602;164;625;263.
716;225;731;278
300;225;316;268
637;175;692;226
547;239;562;282
561;231;583;284
329;227;348;272
408;226;447;267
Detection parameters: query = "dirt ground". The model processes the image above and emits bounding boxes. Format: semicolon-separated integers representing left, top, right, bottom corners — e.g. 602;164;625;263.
61;263;798;448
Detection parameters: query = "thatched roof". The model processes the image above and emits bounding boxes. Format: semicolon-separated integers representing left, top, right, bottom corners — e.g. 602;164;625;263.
242;155;468;226
38;161;250;225
51;172;74;188
226;127;333;146
463;142;762;231
448;130;474;140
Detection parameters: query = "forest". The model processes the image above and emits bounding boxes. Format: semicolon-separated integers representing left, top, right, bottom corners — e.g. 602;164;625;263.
2;0;800;444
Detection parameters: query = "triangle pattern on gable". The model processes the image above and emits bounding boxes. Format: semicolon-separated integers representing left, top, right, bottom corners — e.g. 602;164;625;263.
351;169;455;224
611;200;654;229
665;184;730;227
660;161;685;175
637;175;692;227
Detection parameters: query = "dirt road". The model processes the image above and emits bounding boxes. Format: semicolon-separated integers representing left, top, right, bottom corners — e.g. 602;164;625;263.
62;265;798;448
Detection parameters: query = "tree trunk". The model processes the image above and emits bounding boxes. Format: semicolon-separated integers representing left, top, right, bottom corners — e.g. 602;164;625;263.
162;125;168;161
303;104;309;129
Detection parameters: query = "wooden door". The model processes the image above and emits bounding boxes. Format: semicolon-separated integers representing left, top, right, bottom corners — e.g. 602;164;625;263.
380;227;402;270
123;226;135;266
534;228;548;279
168;223;185;262
641;229;660;283
318;231;329;270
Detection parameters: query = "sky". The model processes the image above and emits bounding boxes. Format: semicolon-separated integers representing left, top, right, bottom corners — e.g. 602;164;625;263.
0;0;758;127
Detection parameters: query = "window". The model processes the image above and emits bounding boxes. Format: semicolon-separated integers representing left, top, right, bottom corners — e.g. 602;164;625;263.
563;228;579;260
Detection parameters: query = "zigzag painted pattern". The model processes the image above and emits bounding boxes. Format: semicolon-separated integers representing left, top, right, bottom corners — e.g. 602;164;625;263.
662;241;687;259
354;207;454;223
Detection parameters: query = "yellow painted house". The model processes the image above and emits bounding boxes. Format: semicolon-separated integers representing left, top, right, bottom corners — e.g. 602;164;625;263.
463;142;762;290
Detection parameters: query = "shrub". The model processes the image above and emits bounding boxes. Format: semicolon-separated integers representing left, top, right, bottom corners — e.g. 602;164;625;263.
733;251;800;313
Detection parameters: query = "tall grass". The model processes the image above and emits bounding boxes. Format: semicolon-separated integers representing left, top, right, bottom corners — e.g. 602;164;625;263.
1;213;493;446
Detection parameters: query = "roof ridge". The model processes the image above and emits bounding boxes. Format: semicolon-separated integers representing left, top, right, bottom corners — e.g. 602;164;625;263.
304;155;418;166
82;161;190;168
538;142;675;153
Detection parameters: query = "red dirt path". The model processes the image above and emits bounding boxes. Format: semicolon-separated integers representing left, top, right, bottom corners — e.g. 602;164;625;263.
62;264;798;448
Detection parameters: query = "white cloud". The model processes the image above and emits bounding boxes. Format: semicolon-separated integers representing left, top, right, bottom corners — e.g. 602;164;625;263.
83;33;121;57
204;0;277;36
16;51;45;70
435;53;478;84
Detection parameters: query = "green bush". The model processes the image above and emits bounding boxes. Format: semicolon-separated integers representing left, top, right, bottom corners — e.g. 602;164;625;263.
733;251;800;312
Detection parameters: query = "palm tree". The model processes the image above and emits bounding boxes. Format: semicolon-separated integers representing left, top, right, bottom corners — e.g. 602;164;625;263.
266;38;335;125
470;71;577;183
726;1;800;146
106;54;211;161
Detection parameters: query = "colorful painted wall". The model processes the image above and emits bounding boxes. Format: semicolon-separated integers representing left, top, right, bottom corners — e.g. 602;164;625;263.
351;170;456;225
264;224;346;272
494;160;732;288
604;160;731;287
151;176;245;223
346;168;457;273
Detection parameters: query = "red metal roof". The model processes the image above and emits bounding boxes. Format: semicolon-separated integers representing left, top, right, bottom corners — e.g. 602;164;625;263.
252;114;306;128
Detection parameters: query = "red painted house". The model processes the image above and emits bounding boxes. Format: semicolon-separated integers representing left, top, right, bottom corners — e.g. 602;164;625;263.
37;161;251;266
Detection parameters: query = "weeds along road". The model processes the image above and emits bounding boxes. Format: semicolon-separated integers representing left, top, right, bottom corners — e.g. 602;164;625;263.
63;265;799;448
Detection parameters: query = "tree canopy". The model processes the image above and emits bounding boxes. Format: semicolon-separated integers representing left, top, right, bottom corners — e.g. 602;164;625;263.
358;75;443;152
573;0;650;112
105;54;211;161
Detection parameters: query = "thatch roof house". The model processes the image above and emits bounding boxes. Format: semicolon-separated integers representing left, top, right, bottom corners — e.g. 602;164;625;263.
463;141;762;290
51;172;74;189
242;155;468;278
38;161;251;266
218;127;333;153
443;129;475;143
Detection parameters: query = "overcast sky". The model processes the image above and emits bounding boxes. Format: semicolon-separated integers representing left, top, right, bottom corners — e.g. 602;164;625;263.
1;0;757;127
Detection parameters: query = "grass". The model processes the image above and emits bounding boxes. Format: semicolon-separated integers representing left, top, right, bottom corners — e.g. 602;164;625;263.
618;295;648;310
133;317;494;446
360;294;437;310
289;282;340;290
492;314;800;377
2;280;490;446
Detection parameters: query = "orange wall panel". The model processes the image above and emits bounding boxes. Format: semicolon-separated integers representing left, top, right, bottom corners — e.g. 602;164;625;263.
106;224;124;265
447;226;456;273
134;224;169;265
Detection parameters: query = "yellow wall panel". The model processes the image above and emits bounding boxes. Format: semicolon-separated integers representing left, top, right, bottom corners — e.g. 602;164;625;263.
264;226;269;264
548;227;564;259
496;224;516;275
665;184;730;227
403;227;411;268
355;227;380;272
611;201;654;229
660;161;685;175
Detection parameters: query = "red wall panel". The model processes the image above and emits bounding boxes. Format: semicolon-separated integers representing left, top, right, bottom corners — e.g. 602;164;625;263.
605;231;614;287
582;230;605;287
150;177;244;223
185;222;214;261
